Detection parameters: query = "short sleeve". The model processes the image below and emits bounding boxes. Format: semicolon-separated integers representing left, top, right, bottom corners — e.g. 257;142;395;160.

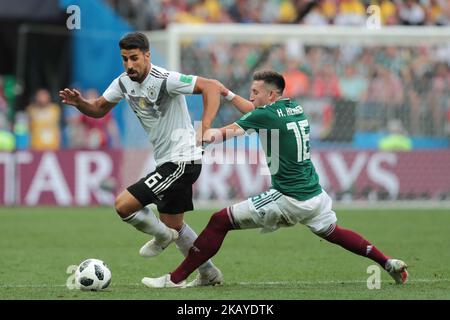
103;78;124;104
166;71;198;96
235;108;269;132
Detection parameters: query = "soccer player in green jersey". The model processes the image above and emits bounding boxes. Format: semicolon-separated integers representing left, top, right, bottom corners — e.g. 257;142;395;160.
142;70;408;288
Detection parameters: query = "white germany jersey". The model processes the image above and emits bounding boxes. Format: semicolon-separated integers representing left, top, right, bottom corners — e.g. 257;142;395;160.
103;64;203;166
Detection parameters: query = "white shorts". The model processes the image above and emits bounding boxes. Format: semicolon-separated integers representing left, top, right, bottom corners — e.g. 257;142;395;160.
230;189;337;234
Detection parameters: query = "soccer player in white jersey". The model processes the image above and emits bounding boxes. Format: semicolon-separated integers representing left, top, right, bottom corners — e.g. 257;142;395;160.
141;70;408;288
59;32;224;286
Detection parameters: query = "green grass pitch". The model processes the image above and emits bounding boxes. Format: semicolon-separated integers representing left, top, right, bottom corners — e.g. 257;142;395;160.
0;207;449;300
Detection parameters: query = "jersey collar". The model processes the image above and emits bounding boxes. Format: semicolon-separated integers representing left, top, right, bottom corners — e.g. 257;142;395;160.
261;97;290;108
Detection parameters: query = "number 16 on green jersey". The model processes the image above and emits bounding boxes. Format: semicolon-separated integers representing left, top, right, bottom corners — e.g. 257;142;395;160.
286;120;311;162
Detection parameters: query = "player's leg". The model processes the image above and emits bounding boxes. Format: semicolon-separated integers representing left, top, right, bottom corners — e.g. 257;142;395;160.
169;193;276;285
151;162;222;285
303;191;408;284
157;212;222;286
116;163;182;255
114;189;176;247
142;191;273;288
136;211;183;258
142;206;237;288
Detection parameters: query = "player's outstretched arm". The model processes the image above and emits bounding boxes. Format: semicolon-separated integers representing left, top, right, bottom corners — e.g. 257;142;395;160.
211;80;254;114
59;88;116;118
203;123;245;144
194;77;221;128
193;77;222;145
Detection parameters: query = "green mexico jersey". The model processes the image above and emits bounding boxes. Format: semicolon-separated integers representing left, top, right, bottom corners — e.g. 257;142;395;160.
235;98;322;201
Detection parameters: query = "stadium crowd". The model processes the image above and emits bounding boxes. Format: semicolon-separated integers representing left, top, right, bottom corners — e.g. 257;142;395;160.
1;1;449;151
103;0;450;143
106;0;450;30
181;41;450;139
0;85;120;151
1;41;449;151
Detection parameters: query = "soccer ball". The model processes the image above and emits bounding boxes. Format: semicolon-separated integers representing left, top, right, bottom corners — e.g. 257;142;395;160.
75;258;111;291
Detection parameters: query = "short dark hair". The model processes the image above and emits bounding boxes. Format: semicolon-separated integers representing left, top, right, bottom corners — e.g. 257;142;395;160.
253;70;285;95
119;32;149;52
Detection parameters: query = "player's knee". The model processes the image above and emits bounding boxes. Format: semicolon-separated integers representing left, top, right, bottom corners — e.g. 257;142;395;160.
313;223;337;240
160;214;184;231
114;195;132;219
161;219;184;231
208;208;233;232
114;190;143;219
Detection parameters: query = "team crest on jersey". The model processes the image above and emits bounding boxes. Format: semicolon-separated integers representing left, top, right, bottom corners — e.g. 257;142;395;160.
148;87;157;100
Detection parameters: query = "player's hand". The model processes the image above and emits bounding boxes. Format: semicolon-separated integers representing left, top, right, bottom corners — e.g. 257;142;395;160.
59;88;83;107
202;128;223;144
210;80;229;97
196;125;207;147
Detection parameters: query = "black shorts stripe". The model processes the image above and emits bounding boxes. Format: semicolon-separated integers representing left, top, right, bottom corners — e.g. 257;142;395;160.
254;197;274;211
272;192;283;201
153;162;186;195
127;162;201;214
151;162;183;194
252;193;270;207
253;191;283;211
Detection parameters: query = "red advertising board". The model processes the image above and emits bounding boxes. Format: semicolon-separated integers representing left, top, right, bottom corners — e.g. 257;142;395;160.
1;150;449;205
0;150;122;206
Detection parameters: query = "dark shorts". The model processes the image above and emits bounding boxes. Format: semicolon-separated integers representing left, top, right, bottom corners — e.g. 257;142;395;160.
127;161;202;214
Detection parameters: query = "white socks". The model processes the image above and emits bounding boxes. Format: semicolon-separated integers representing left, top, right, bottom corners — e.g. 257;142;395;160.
176;223;216;274
125;209;216;275
123;206;171;241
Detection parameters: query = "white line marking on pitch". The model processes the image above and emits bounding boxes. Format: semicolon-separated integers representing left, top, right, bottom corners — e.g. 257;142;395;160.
238;279;450;285
1;279;449;289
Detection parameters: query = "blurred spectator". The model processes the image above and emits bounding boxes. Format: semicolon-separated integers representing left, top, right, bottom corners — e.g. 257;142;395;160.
227;0;247;23
397;0;426;25
0;77;7;115
427;62;450;135
376;47;405;75
107;0;450;28
26;89;61;151
282;58;310;98
380;66;405;121
379;0;399;25
63;101;85;149
302;0;331;25
339;64;367;103
277;0;297;23
0;113;15;152
400;66;422;134
13;112;30;150
311;64;341;98
445;107;450;137
378;119;413;151
0;79;12;151
192;0;230;23
78;89;121;149
425;0;449;25
334;0;366;25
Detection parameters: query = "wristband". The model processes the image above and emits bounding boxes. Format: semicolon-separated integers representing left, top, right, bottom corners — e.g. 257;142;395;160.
225;90;236;101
